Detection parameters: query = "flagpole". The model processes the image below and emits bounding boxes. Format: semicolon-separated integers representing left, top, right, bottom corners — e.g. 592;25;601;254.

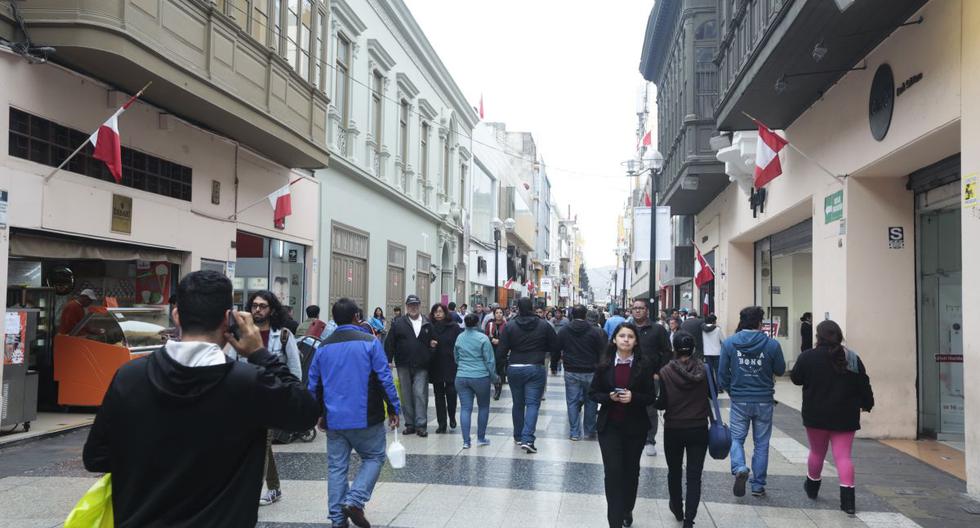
228;177;304;220
43;81;153;184
740;111;844;185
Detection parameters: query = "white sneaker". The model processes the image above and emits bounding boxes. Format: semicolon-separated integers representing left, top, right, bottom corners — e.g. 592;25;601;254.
259;488;282;506
645;444;657;456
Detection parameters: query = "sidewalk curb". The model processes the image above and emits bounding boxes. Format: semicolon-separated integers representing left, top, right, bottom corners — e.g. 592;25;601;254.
0;423;92;450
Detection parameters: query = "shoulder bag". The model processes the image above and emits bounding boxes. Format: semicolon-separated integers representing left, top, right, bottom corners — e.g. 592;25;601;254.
705;363;732;460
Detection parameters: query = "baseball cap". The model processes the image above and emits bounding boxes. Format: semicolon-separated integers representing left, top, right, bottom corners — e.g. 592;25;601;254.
405;294;421;305
79;288;97;300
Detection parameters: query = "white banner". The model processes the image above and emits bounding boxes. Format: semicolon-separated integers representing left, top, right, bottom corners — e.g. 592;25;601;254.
540;277;553;293
632;206;671;261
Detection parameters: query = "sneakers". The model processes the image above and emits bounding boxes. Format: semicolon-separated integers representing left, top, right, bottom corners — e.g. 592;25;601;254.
514;438;523;446
521;442;538;454
733;470;749;497
477;439;491;447
341;504;371;528
644;444;657;456
570;436;581;442
259;488;282;506
462;442;471;449
752;488;766;497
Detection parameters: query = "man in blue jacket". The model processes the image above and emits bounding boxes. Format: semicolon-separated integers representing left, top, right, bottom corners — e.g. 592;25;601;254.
309;298;400;528
719;306;785;499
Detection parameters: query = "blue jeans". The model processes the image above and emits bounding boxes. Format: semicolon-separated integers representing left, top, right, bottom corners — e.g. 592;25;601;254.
728;401;774;492
564;371;597;438
326;423;387;525
455;376;492;444
508;365;547;444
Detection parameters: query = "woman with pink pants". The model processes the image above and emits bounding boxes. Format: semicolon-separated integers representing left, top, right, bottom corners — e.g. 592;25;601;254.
790;320;874;515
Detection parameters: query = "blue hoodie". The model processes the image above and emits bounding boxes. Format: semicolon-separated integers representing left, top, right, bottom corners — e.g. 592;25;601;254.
719;330;786;403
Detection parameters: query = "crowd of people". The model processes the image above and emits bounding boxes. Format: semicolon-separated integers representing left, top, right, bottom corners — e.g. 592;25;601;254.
79;270;874;528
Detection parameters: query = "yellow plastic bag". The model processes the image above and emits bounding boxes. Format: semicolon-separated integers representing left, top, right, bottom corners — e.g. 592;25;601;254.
65;474;113;528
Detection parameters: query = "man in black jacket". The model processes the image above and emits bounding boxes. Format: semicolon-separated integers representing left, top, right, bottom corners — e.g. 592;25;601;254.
556;304;605;440
82;270;320;528
630;299;673;457
383;294;433;437
499;297;559;454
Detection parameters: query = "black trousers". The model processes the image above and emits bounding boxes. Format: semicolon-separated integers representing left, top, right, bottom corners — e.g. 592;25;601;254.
598;421;647;528
432;381;458;428
664;426;709;523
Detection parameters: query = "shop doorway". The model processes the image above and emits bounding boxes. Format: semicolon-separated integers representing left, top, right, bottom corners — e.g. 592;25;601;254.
915;181;962;441
754;219;813;367
234;231;307;314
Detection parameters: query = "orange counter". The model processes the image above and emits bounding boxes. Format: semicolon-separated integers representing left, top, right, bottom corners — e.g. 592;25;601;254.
53;335;145;406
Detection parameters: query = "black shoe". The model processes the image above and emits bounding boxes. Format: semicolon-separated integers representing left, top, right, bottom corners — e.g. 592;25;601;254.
733;470;749;497
804;477;821;500
840;486;856;515
417;429;428;438
752;488;766;497
341;504;371;528
449;417;457;429
521;442;537;454
402;427;415;435
669;499;684;521
683;521;695;528
435;426;447;434
622;512;633;527
493;384;502;400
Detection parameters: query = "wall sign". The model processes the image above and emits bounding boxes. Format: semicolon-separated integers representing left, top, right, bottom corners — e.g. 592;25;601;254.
896;73;923;97
111;194;133;234
288;249;298;263
888;226;905;249
869;64;895;142
964;173;977;209
0;190;8;229
824;190;844;224
211;180;221;205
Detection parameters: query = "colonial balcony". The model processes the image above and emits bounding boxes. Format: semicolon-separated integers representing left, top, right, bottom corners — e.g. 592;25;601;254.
715;0;928;131
1;0;330;168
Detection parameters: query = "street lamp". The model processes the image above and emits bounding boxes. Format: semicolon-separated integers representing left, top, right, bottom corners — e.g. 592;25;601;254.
642;149;665;317
491;217;516;306
616;245;630;311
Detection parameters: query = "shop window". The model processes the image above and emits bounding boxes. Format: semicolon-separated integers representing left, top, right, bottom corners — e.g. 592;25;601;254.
8;108;192;201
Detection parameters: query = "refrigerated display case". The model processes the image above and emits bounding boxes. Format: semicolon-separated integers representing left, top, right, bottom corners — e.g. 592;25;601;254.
2;309;40;431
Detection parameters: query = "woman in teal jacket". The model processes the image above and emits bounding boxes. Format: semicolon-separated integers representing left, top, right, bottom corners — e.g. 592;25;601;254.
454;313;497;448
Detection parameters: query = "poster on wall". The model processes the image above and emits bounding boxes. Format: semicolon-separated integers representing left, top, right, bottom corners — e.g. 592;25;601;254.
761;320;780;339
134;261;172;305
4;311;27;365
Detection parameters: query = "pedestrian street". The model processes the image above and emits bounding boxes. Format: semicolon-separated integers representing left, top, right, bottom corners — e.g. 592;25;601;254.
1;376;974;528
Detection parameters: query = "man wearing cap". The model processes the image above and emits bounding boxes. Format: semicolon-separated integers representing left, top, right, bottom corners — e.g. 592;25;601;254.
384;294;434;437
59;289;98;335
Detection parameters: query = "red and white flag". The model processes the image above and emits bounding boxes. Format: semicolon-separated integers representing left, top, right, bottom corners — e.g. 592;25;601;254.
754;119;789;189
503;278;514;289
479;94;485;120
643;191;652;207
89;91;143;183
694;245;714;288
526;280;536;295
637;130;652;150
267;184;293;229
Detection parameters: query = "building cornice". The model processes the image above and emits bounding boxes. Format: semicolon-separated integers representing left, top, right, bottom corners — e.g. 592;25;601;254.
331;0;368;36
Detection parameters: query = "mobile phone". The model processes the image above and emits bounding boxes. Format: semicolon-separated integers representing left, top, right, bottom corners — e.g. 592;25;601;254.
227;311;240;340
614;388;627;395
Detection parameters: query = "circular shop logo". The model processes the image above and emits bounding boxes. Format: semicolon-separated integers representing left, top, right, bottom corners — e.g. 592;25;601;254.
869;64;895;142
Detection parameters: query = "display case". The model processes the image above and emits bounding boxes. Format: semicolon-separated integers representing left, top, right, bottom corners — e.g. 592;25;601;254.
54;306;171;406
2;309;40;430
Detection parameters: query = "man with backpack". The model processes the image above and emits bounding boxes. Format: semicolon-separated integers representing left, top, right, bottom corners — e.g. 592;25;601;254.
297;305;326;337
719;306;786;498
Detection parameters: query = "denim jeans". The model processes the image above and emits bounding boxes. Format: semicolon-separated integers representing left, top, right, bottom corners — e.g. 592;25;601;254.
455;376;491;444
397;367;429;430
728;401;774;492
508;365;547;444
326;423;387;525
564;371;597;438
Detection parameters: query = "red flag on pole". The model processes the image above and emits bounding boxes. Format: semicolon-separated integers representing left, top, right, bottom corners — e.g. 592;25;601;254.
694;245;714;288
479;94;485;120
89;92;142;183
643;192;652;207
753;119;789;189
267;178;301;229
637;130;652;151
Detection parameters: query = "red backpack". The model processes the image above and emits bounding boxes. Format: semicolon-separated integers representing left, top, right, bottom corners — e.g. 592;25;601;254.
306;319;327;338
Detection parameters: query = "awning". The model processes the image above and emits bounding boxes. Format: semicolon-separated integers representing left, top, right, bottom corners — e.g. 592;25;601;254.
11;232;184;264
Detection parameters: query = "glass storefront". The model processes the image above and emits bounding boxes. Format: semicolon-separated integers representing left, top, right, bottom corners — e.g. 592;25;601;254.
234;231;306;314
754;219;813;366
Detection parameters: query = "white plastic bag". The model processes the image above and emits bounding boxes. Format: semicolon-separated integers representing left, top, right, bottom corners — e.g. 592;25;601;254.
387;427;406;469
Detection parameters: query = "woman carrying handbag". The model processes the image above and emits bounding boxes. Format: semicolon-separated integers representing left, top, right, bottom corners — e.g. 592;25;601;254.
656;331;712;528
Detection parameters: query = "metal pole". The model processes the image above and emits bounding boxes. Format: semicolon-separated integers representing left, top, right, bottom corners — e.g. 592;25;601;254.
621;254;628;310
649;168;658;318
493;229;500;306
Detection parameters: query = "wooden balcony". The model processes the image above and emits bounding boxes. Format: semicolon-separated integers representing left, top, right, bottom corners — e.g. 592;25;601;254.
2;0;329;168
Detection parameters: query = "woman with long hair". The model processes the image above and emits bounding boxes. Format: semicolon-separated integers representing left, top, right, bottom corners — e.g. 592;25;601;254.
791;320;874;515
656;331;711;528
428;303;462;433
369;307;386;338
484;306;508;400
589;322;657;528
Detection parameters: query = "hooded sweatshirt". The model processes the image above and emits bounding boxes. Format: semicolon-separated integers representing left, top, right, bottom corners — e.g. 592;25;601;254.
556;319;606;373
719;330;786;402
656;358;711;429
701;324;724;357
498;314;559;366
82;344;319;528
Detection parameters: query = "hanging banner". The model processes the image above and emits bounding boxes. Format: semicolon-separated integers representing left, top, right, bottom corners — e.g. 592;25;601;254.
632;206;671;261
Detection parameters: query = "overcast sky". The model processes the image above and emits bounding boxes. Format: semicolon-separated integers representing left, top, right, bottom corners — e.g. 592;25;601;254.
403;0;653;268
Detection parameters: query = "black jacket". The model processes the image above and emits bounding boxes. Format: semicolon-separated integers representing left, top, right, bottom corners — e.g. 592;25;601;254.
656;358;711;429
555;319;605;373
679;317;705;359
498;315;559;366
635;320;672;373
428;321;462;383
791;346;874;431
83;347;319;528
589;356;657;434
384;315;434;369
800;321;813;352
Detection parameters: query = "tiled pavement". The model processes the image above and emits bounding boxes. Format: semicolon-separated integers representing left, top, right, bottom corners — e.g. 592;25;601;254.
1;376;978;527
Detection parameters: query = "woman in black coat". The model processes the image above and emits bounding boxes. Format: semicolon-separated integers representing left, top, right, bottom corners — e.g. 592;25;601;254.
428;303;462;433
791;320;873;515
484;307;508;400
589;322;657;528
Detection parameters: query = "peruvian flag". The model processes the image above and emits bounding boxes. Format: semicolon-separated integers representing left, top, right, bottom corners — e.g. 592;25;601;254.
90;92;142;183
267;183;293;229
694;245;714;288
526;280;536;295
643;191;652;207
503;278;514;289
637;130;652;150
754;119;789;189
